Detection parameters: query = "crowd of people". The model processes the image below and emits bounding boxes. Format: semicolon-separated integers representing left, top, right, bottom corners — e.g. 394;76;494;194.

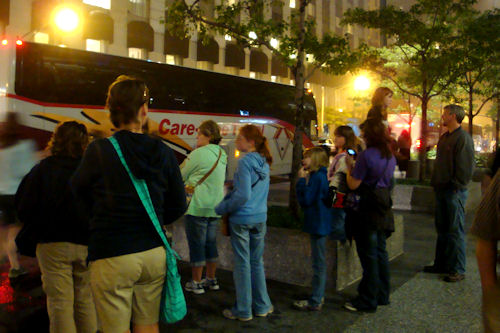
0;76;491;332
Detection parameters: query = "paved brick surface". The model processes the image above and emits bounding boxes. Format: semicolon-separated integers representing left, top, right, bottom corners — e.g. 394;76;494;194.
0;211;483;333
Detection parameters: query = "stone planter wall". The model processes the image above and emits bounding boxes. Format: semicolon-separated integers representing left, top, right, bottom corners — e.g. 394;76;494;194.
170;214;404;291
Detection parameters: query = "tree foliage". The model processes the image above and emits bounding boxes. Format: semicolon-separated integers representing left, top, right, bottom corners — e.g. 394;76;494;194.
342;0;477;180
165;0;365;213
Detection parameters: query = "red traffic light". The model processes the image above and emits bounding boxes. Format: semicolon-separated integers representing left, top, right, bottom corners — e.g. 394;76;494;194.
416;139;422;150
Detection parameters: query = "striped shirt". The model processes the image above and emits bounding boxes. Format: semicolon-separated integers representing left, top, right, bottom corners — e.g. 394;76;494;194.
471;171;500;240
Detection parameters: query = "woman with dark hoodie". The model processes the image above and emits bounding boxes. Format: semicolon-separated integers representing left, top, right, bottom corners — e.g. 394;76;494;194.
15;121;97;333
71;76;187;333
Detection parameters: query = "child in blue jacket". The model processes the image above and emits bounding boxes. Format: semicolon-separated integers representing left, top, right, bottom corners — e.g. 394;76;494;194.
293;147;332;311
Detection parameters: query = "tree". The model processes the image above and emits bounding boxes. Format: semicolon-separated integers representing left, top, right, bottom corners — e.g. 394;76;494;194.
449;9;500;135
165;0;364;215
342;0;476;180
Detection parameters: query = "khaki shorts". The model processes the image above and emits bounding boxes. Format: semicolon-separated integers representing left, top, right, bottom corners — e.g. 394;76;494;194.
90;246;166;333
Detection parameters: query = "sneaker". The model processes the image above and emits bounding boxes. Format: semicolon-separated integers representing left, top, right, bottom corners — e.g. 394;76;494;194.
423;265;447;274
222;309;252;321
444;273;465;283
201;277;220;291
8;267;28;279
293;300;322;311
185;280;205;294
343;301;376;313
255;305;274;317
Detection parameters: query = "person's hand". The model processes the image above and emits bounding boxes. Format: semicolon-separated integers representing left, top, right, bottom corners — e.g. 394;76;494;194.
298;167;308;179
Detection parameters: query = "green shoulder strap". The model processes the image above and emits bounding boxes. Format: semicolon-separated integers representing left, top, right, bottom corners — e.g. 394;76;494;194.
108;136;178;259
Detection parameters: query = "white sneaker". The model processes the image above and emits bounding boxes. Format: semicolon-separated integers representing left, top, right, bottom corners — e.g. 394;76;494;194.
201;277;220;291
185;280;205;294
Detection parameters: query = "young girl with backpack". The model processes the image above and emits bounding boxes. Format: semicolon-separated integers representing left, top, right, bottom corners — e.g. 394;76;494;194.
293;147;332;311
327;126;357;242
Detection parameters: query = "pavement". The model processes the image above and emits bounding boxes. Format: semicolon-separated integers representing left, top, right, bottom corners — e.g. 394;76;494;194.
0;209;484;333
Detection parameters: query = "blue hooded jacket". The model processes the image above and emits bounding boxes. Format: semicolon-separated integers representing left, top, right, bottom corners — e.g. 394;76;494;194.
296;167;332;236
215;152;269;224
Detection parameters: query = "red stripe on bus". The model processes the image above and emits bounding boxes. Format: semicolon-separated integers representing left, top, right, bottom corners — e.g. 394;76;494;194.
6;93;314;147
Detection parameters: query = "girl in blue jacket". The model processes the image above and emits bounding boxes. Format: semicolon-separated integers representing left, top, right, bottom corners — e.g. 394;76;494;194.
293;147;332;311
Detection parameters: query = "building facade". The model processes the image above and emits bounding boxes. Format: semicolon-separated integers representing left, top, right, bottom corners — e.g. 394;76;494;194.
0;0;382;134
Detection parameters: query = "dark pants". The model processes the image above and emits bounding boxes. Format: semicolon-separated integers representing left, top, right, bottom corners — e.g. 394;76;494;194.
353;230;390;310
433;189;468;274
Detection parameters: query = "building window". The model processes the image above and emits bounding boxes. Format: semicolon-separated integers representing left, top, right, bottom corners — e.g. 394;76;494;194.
86;39;104;52
249;71;256;79
129;0;147;17
290;0;296;8
290;79;295;85
129;47;146;59
271;75;277;82
197;61;214;71
83;0;111;9
307;1;315;16
166;55;175;64
34;32;49;44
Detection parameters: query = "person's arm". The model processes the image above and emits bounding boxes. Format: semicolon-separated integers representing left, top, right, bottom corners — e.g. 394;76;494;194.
162;147;187;224
15;164;41;225
476;239;498;291
180;149;200;184
296;172;321;207
346;153;365;190
70;142;100;202
452;134;475;189
215;158;252;215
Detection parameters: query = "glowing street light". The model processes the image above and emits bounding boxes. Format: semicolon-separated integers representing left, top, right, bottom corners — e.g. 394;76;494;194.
54;8;79;32
354;75;370;91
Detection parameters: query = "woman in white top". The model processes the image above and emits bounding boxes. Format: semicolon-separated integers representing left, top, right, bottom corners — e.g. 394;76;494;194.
0;112;36;279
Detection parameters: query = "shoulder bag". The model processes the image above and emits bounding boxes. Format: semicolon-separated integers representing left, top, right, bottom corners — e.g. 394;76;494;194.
108;136;187;324
185;149;222;204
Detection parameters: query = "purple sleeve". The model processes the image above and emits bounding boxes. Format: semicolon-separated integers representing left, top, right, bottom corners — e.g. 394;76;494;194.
352;151;368;181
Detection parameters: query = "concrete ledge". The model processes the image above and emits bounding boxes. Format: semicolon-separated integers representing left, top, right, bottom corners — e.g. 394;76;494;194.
171;214;404;291
392;182;480;214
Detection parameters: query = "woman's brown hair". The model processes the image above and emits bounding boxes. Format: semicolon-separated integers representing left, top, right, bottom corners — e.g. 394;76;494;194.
106;75;149;128
199;120;222;145
239;125;272;166
46;121;89;158
333;125;356;151
360;118;392;159
0;112;21;148
303;147;329;172
371;87;393;108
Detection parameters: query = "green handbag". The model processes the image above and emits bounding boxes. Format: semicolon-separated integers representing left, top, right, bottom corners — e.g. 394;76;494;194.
108;136;187;324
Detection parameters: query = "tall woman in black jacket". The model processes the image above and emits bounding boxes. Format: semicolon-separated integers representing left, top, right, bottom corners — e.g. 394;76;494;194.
71;75;187;333
16;121;97;333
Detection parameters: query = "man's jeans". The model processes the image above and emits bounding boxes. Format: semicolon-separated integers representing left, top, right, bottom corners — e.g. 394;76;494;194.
310;234;327;307
229;223;272;318
434;188;468;274
354;230;390;310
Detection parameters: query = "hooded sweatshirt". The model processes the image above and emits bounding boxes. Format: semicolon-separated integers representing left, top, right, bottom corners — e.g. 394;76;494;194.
215;152;269;224
71;130;187;261
15;156;89;245
181;144;227;217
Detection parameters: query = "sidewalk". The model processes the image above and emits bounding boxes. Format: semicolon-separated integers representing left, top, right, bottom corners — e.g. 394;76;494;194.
0;211;482;333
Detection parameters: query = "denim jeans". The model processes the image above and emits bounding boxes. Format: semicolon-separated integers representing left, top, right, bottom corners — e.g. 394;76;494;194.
229;223;272;318
434;189;468;274
185;215;219;267
354;230;390;310
310;234;327;307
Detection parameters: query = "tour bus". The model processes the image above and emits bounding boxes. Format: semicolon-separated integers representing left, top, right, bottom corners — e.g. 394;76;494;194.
0;40;318;178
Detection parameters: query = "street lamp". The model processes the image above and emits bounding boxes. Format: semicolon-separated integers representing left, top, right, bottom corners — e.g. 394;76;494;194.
353;75;370;92
54;7;80;32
